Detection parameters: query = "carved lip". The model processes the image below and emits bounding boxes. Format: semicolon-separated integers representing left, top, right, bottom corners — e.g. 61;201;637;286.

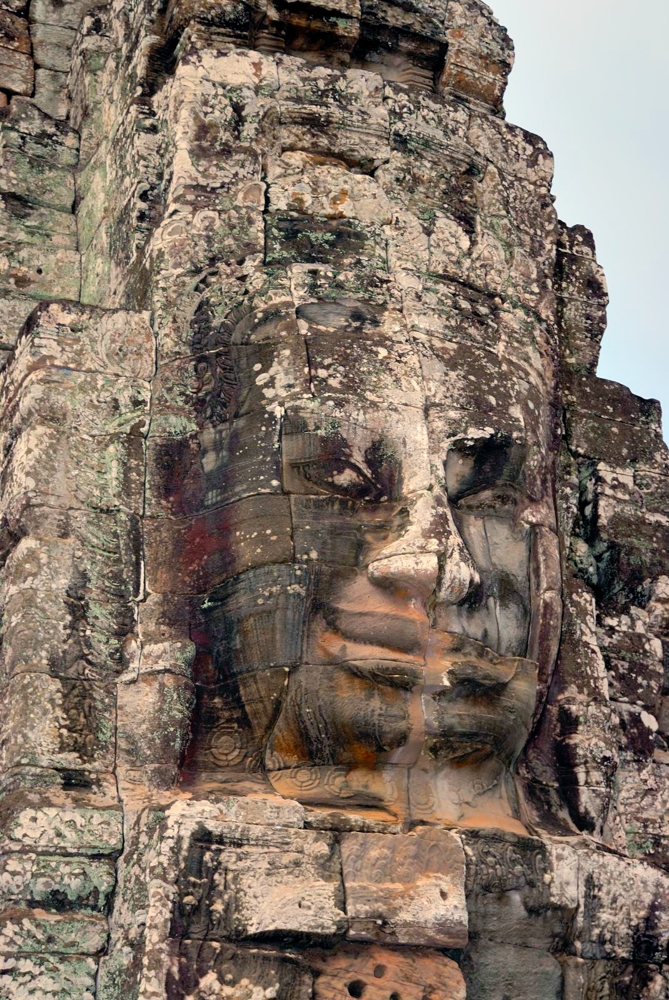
425;631;538;687
315;626;537;693
344;659;424;690
321;629;538;698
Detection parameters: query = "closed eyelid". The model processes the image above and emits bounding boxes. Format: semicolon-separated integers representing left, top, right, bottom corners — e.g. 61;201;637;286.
291;458;381;498
445;439;527;505
453;483;523;512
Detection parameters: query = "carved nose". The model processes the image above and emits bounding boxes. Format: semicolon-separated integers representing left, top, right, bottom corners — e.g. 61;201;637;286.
368;551;440;601
366;491;479;605
437;533;480;607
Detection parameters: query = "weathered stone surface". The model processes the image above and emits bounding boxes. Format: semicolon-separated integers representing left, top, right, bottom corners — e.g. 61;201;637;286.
0;0;665;994
310;944;466;1000
341;827;467;947
556;224;609;374
117;672;194;785
1;673;115;773
0;45;32;95
0;909;108;954
561;957;669;1000
175;824;347;942
0;953;98;999
169;942;315;1000
0;854;116;911
98;797;332;997
575;849;669;962
30;22;76;73
464;830;578;951
0;795;123;855
463;940;563;1000
0;133;75;212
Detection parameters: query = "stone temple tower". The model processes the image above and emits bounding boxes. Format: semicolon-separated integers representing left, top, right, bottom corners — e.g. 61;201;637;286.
0;0;667;997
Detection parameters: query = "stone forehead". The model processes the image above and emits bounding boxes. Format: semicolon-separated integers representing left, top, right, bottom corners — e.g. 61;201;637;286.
230;295;557;382
237;312;556;442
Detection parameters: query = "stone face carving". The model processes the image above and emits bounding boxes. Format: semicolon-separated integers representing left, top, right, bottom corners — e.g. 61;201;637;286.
0;0;667;998
186;298;553;830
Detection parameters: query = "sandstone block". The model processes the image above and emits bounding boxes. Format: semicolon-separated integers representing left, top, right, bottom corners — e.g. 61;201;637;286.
143;496;293;594
117;672;194;771
0;10;28;52
340;827;468;947
0;953;98;999
149;337;308;435
0;243;79;301
598;622;664;709
30;22;75;72
204;564;308;675
0;673;115;773
636;468;669;515
0;45;32;95
10;302;154;380
0;798;122;855
0;291;37;353
438;0;513;110
185;669;289;779
464;831;579;951
561;957;668;1000
0;854;116;911
277;57;390;170
1;425;146;515
1;98;79;166
556;225;608;374
145;413;283;517
1;586;131;683
11;367;150;437
613;760;669;868
463;940;562;1000
2;514;141;605
0;144;74;213
175;822;347;942
30;0;107;31
170;941;314;1000
0;909;108;955
310;943;466;1000
266;213;387;272
0;194;78;251
267;151;393;223
33;68;70;121
575;849;669;961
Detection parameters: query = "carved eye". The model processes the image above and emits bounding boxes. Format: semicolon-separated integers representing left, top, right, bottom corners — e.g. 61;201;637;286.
285;430;398;501
298;460;384;501
454;484;521;515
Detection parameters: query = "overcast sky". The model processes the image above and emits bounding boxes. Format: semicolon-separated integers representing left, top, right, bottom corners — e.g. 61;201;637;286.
491;0;669;434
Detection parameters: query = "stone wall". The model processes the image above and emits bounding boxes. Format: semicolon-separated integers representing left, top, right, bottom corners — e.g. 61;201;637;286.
0;1;667;998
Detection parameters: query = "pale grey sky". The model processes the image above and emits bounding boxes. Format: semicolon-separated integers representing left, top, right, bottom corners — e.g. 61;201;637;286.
491;0;669;433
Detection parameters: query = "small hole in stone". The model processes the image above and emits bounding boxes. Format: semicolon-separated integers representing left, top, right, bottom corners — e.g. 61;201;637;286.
36;268;43;275
390;992;402;1000
439;889;448;901
373;966;387;980
348;981;366;998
